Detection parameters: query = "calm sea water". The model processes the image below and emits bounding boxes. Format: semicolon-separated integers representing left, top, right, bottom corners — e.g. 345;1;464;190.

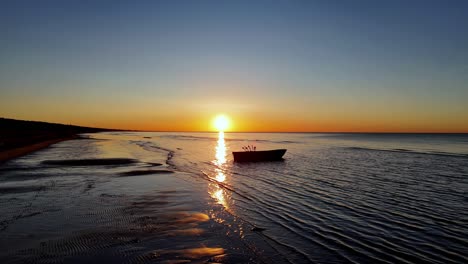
1;132;467;263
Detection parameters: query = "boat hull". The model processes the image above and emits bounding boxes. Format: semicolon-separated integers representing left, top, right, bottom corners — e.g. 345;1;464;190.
232;149;287;162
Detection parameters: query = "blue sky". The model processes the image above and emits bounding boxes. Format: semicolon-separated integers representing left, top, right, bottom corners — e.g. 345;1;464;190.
1;0;467;131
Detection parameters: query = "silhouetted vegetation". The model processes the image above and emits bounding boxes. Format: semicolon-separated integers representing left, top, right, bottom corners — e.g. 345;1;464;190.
0;118;115;151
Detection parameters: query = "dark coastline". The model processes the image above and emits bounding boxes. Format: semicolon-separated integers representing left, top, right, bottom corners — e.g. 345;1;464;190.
0;118;115;163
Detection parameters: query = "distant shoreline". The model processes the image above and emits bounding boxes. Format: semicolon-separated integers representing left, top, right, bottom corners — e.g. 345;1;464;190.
1;117;466;164
0;117;116;164
135;130;468;134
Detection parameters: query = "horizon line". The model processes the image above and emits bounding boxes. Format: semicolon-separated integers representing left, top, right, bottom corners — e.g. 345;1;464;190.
133;130;468;134
2;117;467;134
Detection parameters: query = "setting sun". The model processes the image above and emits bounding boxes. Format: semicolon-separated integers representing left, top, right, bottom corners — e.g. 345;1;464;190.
213;115;230;131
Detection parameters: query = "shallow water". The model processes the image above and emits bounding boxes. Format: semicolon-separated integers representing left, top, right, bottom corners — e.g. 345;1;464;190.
1;132;467;263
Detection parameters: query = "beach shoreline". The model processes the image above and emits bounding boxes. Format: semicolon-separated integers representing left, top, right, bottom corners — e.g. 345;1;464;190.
0;135;78;164
0;132;279;263
0;117;117;164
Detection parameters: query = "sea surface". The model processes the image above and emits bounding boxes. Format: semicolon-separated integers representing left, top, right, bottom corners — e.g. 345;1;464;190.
1;132;467;263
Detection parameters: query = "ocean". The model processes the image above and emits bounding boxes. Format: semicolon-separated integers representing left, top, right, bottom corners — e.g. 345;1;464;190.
1;132;467;263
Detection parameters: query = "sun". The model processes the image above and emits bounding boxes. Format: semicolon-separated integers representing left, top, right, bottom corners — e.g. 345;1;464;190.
213;115;230;131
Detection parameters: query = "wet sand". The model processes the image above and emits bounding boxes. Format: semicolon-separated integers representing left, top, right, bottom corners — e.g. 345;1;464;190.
0;136;78;163
0;135;279;263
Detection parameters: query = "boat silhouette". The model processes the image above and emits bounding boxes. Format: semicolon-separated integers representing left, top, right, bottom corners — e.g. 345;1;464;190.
232;149;286;162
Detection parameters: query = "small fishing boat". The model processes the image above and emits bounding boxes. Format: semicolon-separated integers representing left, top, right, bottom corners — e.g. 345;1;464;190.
232;149;287;162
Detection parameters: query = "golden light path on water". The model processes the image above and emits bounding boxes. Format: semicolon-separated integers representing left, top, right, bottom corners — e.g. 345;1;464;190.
215;131;227;166
210;131;228;209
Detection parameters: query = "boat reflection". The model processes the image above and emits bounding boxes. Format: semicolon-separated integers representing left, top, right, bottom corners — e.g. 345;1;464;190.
209;131;229;209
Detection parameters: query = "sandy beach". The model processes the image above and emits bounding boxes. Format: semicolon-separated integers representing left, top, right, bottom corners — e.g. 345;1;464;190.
0;136;78;163
0;133;280;263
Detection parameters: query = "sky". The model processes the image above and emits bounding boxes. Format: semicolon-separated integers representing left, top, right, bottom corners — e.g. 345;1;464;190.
1;0;467;132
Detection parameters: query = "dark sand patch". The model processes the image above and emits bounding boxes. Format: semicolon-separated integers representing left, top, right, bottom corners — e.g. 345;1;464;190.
18;211;42;218
251;226;267;232
0;185;43;194
100;193;125;198
146;162;163;167
119;169;174;176
0;172;62;182
42;158;137;166
0;166;48;172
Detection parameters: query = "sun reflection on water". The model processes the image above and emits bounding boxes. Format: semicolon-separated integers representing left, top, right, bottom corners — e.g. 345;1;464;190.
215;170;226;182
213;189;226;206
209;131;229;209
215;131;226;165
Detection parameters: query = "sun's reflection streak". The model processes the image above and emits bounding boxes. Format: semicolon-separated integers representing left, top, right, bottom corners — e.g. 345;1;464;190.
213;189;226;206
215;131;226;166
209;131;229;209
215;170;226;182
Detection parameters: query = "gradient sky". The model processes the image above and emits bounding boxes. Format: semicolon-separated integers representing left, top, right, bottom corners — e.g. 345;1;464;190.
1;0;467;132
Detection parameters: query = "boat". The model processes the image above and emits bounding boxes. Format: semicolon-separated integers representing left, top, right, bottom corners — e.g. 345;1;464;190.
232;149;287;162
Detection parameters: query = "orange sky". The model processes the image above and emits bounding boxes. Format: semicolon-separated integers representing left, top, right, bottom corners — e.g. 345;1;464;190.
1;2;468;133
1;96;467;133
1;88;467;132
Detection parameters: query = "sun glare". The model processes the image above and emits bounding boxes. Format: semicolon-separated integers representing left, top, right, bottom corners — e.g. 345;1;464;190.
213;115;230;131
